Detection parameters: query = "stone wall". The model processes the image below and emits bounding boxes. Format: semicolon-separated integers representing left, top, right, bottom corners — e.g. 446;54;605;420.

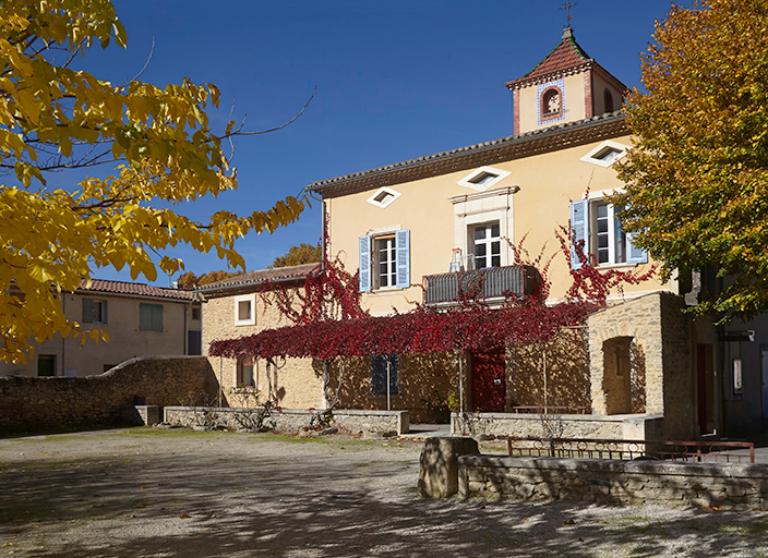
451;412;664;440
329;353;460;424
0;356;218;436
588;292;694;439
506;329;590;413
458;454;768;508
203;291;324;410
164;406;409;436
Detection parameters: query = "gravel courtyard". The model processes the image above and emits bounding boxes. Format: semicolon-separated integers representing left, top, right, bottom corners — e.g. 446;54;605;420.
1;429;768;558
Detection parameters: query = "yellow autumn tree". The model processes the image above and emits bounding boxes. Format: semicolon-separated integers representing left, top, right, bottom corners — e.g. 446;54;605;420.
0;0;306;363
617;0;768;317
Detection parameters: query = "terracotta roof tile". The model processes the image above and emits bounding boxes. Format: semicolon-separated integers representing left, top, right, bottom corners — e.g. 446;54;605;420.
79;279;200;302
198;263;318;294
518;27;591;83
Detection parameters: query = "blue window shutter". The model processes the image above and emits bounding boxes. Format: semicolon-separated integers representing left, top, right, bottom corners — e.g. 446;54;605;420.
570;200;589;270
395;229;410;288
359;235;371;292
626;232;648;264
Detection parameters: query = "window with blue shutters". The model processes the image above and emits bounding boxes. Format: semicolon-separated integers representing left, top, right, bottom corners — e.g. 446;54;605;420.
570;199;647;267
361;229;411;291
371;354;398;395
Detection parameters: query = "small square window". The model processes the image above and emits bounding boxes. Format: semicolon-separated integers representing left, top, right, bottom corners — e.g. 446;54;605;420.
468;171;499;186
581;141;628;167
83;298;107;324
191;307;201;321
458;166;510;191
237;356;256;388
234;294;256;326
38;354;56;377
366;187;401;208
139;303;163;331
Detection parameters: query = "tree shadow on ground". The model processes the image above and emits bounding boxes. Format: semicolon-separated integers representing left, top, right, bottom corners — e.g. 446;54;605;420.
1;440;768;557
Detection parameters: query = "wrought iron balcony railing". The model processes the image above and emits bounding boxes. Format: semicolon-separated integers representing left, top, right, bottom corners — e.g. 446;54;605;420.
423;264;541;305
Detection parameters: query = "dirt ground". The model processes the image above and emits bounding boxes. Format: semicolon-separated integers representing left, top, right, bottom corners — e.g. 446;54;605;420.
1;429;768;558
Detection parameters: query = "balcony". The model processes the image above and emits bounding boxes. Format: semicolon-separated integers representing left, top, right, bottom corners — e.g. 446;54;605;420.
423;265;541;305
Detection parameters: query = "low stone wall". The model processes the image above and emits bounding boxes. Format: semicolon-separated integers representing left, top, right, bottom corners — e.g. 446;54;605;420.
0;356;218;436
458;455;768;508
164;406;410;436
451;412;664;441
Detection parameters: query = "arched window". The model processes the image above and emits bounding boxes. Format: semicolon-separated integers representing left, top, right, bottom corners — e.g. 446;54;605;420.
541;87;562;118
604;90;614;113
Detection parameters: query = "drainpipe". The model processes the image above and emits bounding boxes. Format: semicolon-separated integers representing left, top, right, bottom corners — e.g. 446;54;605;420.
543;348;549;414
386;359;391;411
458;350;465;414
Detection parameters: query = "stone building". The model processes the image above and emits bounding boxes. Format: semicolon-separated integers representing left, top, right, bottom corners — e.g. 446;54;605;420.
0;280;202;378
301;25;768;439
199;263;325;410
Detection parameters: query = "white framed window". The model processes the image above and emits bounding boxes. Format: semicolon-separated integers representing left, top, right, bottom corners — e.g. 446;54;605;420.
237;356;257;388
83;298;107;324
581;140;629;167
374;234;397;289
234;294;256;326
570;197;647;269
469;221;501;269
366;187;401;209
458;166;510;191
359;229;410;293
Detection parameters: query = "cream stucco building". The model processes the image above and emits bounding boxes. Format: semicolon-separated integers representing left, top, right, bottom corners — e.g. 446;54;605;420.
304;26;768;437
0;279;202;378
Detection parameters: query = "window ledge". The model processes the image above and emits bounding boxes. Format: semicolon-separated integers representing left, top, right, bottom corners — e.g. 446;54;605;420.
594;262;643;271
370;287;408;294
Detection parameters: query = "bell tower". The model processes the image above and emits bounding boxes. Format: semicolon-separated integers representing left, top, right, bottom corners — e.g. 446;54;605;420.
507;26;627;136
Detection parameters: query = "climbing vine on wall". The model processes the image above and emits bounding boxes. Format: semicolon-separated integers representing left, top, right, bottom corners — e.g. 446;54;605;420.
209;220;656;360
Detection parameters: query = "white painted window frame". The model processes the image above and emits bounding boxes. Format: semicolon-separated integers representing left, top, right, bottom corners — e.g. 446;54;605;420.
366;187;401;209
457;166;511;191
373;234;397;290
451;187;515;270
581;140;629;168
233;293;256;326
587;190;626;267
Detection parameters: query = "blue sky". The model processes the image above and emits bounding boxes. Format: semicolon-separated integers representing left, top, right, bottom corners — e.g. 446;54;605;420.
79;1;688;285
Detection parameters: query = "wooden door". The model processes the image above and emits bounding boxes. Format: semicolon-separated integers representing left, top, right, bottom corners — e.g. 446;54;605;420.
470;348;506;412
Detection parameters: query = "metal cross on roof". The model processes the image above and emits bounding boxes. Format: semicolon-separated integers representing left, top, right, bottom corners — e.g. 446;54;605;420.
560;0;576;27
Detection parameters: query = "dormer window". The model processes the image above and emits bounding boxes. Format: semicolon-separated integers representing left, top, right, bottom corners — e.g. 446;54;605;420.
458;166;510;191
541;87;563;119
581;140;629;168
366;187;401;208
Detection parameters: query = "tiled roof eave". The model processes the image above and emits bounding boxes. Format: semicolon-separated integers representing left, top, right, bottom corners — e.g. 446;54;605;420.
309;112;628;199
505;61;593;90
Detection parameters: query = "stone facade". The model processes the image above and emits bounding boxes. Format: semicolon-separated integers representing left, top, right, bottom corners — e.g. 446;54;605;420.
328;353;460;424
451;412;664;440
458;455;768;508
202;288;323;410
163;406;409;436
506;329;590;413
588;292;694;439
0;356;218;435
